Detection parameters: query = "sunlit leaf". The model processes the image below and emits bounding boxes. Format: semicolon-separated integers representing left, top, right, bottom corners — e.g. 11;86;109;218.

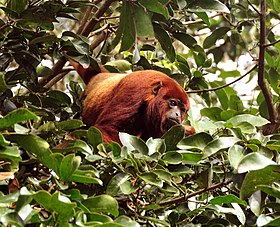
82;195;119;217
237;152;276;173
240;165;280;199
0;108;39;129
202;137;240;159
187;0;230;13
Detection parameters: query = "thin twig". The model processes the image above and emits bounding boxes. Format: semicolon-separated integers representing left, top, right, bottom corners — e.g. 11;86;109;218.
186;64;258;94
157;180;232;207
182;13;222;26
264;39;280;48
247;0;260;15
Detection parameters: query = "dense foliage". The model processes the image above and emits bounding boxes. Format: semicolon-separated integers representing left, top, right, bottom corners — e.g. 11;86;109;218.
0;0;280;226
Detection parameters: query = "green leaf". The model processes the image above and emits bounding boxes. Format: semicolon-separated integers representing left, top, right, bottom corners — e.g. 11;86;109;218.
227;114;270;127
32;191;75;226
119;1;135;51
82;195;119;217
257;184;280;199
36;65;53;77
0;146;21;164
146;138;166;155
209;194;247;206
162;125;185;151
0;134;10;146
7;0;28;14
154;23;176;62
138;0;169;18
202;137;240;159
257;214;280;227
56;119;84;131
59;154;81;180
106;173;133;196
203;27;231;49
87;212;113;223
219;70;241;79
195;12;210;25
237;152;276;173
105;60;132;72
119;133;148;155
200;107;223;121
47;90;72;106
172;32;197;49
133;4;154;38
267;140;280;152
87;127;103;148
153;169;172;184
187;0;230;13
139;172;163;187
115;215;140;227
30;34;58;45
179;151;203;165
193;52;206;67
163;151;182;164
177;132;213;150
8;134;54;170
240;165;280;199
68;172;102;184
228;145;244;170
68;165;102;184
229;95;244;111
0;72;10;92
210;82;229;110
0;108;39;129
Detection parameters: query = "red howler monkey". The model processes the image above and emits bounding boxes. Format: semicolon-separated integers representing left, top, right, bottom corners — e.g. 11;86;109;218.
69;60;195;144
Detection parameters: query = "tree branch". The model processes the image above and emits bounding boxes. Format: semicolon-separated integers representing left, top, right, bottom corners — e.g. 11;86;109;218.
38;0;117;87
258;0;278;124
157;180;232;207
81;0;117;36
186;64;258;94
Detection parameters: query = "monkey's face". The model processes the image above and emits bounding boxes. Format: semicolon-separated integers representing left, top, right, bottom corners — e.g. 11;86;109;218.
161;98;188;133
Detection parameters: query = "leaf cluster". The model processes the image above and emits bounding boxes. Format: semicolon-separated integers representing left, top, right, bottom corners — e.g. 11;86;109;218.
0;0;280;226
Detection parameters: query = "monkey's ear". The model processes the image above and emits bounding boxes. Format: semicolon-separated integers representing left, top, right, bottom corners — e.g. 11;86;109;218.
152;81;163;95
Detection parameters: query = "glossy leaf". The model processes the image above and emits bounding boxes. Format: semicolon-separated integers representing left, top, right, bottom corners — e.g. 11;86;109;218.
154;23;176;62
237;152;276;173
119;133;148;155
202;137;240;159
82;195;119;217
162;125;185;151
187;0;230;13
133;4;154;38
240;165;280;199
177;132;213;150
0;108;39;129
227;114;270;127
138;0;169;18
203;27;230;49
139;172;163;187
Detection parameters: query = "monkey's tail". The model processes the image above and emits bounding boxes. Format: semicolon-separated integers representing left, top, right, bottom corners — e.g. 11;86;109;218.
68;59;108;84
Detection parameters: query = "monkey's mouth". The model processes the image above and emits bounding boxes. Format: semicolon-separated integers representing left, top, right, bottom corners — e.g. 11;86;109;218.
163;118;181;131
168;117;181;125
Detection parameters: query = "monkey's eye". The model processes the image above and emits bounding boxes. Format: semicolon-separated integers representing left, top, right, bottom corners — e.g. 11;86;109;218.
181;106;186;113
169;99;177;107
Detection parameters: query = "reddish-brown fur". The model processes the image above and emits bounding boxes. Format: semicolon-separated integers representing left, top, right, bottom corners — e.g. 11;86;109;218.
70;60;194;143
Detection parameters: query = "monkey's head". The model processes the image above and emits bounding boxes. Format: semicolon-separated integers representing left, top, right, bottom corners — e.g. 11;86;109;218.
144;79;192;138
